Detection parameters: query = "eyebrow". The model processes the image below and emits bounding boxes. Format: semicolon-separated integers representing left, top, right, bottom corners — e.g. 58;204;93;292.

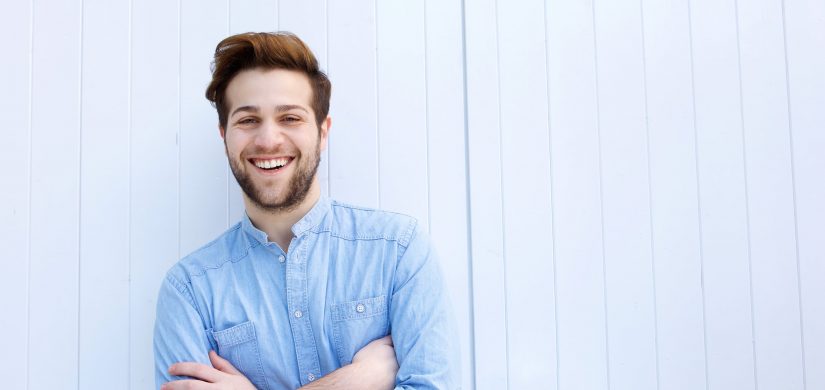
230;104;310;118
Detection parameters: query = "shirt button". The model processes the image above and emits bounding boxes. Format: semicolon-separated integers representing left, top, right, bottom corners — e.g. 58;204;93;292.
307;373;316;381
278;255;285;263
356;304;366;313
294;310;303;318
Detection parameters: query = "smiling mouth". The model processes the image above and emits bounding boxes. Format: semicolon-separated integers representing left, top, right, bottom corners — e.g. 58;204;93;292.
250;157;294;172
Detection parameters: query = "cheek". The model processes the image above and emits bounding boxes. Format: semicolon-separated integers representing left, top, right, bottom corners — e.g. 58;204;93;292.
224;135;247;157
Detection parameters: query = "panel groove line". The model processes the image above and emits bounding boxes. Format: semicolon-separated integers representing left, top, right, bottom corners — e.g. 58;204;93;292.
589;2;612;387
737;0;805;386
543;1;562;388
27;0;34;385
464;0;509;386
77;1;84;385
424;0;431;233
459;0;479;387
492;0;510;386
0;0;34;388
127;0;133;386
177;0;182;262
685;1;712;387
374;0;381;208
638;1;663;387
783;0;825;387
779;2;808;386
732;0;761;386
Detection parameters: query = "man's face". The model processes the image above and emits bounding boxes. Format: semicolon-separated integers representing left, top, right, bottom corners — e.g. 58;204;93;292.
221;68;329;213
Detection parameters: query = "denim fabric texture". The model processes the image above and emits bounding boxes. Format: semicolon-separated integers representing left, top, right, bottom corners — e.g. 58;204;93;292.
153;197;460;389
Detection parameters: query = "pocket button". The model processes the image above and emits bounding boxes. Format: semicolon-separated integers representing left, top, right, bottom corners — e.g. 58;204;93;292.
356;304;366;313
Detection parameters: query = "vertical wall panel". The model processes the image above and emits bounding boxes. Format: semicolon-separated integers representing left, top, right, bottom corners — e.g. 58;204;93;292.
78;0;131;388
227;0;278;224
0;1;31;389
180;0;229;255
424;0;473;387
464;0;507;387
737;0;805;388
279;0;329;197
546;1;608;388
327;1;379;207
690;0;757;388
28;0;82;388
498;0;556;388
376;1;429;225
785;1;825;388
642;0;707;388
593;1;658;389
130;0;181;387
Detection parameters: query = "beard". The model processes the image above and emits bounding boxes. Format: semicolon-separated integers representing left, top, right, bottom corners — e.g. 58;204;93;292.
227;140;321;213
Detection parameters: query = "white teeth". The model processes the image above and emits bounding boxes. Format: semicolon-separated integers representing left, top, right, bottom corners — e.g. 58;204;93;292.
254;158;289;169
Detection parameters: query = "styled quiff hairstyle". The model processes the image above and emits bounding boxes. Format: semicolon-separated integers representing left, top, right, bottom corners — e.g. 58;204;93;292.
205;32;331;128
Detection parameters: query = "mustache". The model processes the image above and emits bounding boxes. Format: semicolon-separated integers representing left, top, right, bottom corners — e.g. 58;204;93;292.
240;147;296;156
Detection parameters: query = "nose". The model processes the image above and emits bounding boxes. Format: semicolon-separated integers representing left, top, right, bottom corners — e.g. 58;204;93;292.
253;118;285;150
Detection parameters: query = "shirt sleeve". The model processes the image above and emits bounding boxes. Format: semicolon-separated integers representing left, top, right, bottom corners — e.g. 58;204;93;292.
390;223;462;390
153;270;213;389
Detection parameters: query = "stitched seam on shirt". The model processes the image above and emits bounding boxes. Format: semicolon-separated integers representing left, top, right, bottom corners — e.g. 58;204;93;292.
166;274;201;317
391;223;420;299
398;217;418;248
331;201;413;216
187;239;262;278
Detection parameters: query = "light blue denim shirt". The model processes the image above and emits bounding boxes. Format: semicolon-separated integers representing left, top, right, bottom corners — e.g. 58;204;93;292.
153;197;460;389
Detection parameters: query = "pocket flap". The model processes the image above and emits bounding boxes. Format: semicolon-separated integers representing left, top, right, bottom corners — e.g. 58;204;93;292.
331;295;387;322
212;321;256;348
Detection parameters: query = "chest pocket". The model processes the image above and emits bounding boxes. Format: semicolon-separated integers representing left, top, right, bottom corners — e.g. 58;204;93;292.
331;295;390;365
212;321;270;390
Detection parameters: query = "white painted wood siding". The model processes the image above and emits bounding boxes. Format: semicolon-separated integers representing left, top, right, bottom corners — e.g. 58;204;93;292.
0;0;822;389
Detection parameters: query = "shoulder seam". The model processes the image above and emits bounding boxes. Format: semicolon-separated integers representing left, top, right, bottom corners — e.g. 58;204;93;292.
186;238;261;278
165;273;198;310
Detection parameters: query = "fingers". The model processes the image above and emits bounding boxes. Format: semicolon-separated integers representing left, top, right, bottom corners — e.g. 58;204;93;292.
161;379;216;390
209;350;242;375
168;362;222;383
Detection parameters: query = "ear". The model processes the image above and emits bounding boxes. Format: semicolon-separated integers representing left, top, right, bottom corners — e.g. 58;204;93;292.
219;124;226;140
319;116;331;151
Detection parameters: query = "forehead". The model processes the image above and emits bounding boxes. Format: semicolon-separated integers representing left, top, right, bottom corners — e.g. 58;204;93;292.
225;68;313;114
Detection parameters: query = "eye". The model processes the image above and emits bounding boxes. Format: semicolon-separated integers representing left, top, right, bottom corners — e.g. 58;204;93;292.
237;117;259;125
282;115;301;123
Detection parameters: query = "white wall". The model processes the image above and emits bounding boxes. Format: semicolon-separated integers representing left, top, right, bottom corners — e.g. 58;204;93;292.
0;0;822;389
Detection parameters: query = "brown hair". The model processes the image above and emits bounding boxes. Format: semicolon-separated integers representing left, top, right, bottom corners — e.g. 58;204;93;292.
205;32;331;128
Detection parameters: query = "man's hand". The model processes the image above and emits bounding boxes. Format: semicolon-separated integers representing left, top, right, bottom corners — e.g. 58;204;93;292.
161;350;256;390
352;335;398;382
299;335;399;389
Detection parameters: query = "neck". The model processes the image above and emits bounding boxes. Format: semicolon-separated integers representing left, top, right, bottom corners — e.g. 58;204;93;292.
244;183;321;252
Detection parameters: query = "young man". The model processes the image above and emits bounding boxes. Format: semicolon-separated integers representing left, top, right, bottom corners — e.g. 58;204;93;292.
153;32;460;389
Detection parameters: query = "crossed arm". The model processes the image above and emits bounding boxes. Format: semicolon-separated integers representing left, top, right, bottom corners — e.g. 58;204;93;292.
161;336;398;390
156;228;458;389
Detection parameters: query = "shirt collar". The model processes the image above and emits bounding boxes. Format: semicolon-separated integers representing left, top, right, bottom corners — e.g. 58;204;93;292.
241;196;332;245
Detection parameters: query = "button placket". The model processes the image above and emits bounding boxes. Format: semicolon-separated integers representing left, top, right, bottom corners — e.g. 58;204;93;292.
285;236;321;387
